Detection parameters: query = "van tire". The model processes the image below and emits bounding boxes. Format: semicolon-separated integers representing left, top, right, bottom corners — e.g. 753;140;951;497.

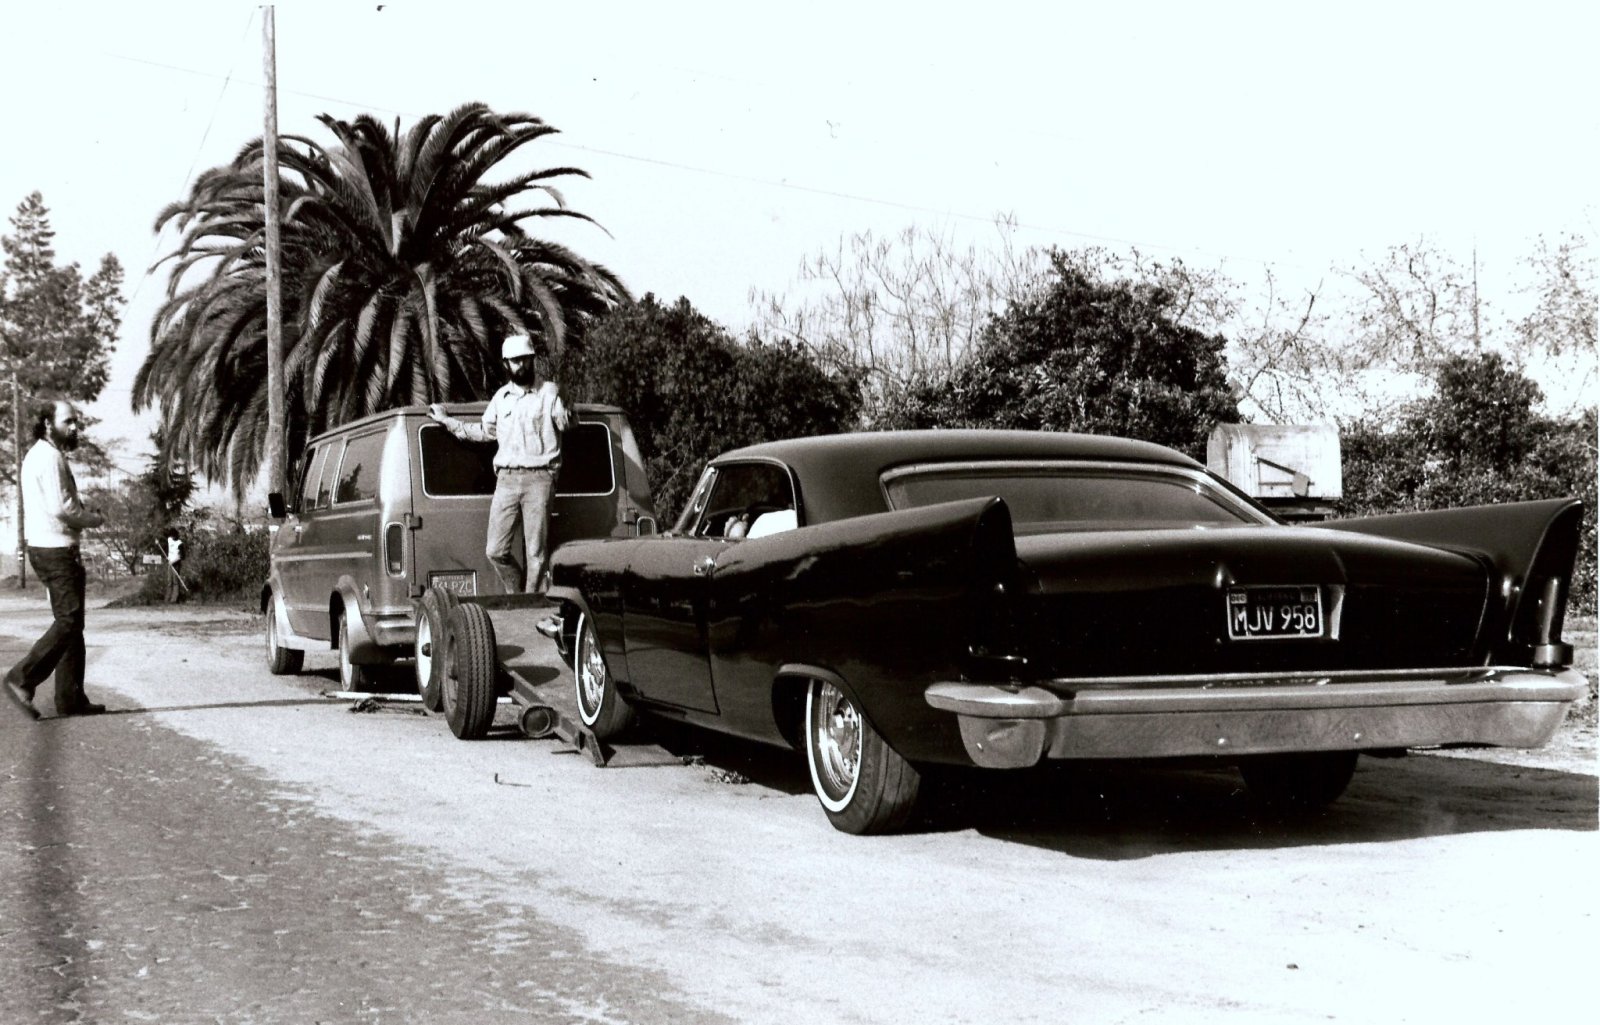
414;589;446;712
444;603;497;740
265;599;303;676
337;608;373;692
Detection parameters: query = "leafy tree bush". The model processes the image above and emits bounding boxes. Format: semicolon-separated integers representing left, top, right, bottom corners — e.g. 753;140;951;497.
565;295;860;519
127;522;269;606
1341;353;1596;609
876;249;1240;460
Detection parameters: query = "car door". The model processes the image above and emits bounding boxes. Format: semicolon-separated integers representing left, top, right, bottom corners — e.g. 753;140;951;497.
621;461;798;716
619;466;722;713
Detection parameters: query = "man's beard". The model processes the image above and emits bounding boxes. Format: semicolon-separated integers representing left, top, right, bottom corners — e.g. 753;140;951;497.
509;365;537;387
50;426;80;451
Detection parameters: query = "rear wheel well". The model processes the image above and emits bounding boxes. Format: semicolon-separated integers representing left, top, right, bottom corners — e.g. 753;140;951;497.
772;675;813;749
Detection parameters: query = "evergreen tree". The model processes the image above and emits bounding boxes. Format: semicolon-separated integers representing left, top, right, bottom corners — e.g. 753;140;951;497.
0;191;124;486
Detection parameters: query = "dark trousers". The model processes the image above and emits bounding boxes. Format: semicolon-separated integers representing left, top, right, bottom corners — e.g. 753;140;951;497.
8;546;89;714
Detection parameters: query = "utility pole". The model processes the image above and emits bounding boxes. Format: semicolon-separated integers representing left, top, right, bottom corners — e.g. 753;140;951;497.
262;4;286;499
10;370;23;587
1472;243;1481;350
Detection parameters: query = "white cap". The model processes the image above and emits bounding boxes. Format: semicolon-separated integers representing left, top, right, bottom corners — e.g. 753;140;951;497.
501;334;537;360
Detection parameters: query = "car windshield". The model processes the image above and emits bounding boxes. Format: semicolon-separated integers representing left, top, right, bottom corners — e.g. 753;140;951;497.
882;463;1266;532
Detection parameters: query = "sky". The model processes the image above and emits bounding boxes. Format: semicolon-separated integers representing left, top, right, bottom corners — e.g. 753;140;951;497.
1;0;1595;492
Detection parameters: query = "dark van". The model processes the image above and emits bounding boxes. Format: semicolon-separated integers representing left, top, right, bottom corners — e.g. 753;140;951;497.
262;402;654;690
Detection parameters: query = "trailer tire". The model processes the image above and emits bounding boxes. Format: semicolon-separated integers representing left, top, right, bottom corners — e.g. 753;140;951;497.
413;589;446;712
443;603;497;740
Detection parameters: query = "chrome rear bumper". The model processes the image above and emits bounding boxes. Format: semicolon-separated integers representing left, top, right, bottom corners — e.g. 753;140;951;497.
924;666;1588;769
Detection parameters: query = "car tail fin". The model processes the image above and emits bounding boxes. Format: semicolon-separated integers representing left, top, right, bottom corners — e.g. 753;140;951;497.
1324;497;1585;665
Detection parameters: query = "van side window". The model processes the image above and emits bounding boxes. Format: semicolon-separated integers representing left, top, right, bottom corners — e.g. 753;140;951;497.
335;431;386;504
316;444;341;510
299;446;327;511
555;423;615;496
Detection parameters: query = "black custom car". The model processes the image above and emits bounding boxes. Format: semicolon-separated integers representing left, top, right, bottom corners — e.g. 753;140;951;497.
540;430;1586;834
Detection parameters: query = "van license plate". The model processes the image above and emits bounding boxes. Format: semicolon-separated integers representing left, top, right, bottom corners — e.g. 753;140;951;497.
1226;586;1322;640
429;571;478;596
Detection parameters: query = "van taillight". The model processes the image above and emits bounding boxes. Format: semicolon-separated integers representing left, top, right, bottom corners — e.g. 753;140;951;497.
384;523;404;575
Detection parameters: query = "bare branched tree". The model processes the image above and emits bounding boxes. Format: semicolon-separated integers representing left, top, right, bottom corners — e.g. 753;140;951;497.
749;215;1043;419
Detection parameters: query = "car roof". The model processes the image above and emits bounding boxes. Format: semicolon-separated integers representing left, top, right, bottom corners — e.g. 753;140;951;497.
711;430;1203;524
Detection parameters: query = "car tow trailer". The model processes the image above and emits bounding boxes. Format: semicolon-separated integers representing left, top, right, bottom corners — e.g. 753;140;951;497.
414;585;616;765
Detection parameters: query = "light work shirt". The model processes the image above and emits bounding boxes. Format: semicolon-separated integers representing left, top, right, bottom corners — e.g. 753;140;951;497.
446;380;568;470
21;439;98;547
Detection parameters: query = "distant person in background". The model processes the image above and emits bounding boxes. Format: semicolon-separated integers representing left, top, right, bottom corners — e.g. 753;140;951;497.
164;529;186;604
428;333;567;595
2;399;107;720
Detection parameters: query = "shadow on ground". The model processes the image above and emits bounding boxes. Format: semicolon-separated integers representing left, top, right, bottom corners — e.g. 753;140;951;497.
615;720;1598;858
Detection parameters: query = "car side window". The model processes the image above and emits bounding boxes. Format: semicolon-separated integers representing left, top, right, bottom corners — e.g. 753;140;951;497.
335;431;385;505
298;446;327;511
695;462;798;539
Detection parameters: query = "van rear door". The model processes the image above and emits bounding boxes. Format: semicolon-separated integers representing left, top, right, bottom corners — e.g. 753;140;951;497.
413;422;499;596
551;418;627;547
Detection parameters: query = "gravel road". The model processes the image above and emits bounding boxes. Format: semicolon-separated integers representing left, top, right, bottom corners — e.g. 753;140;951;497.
2;595;1595;1024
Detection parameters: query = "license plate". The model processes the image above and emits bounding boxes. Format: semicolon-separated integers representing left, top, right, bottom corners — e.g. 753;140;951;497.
428;571;478;596
1226;586;1323;640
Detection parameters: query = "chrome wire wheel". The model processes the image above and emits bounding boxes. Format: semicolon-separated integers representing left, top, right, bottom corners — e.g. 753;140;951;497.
807;681;862;811
576;615;607;724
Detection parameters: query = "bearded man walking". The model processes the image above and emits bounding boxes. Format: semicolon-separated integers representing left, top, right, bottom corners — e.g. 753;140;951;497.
428;334;567;595
3;400;107;720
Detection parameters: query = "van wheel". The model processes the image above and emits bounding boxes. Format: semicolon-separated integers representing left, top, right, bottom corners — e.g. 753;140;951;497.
443;603;497;740
337;609;373;692
264;598;303;676
574;611;634;740
413;589;446;712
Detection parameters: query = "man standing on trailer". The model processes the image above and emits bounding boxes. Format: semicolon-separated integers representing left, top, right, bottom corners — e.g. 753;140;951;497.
428;333;567;595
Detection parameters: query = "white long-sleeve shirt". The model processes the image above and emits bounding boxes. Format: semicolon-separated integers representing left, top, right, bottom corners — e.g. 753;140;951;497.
21;439;101;547
444;380;568;469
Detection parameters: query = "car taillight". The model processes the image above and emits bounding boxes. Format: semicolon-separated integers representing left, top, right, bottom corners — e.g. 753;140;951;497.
966;501;1028;678
384;523;404;576
1527;575;1572;667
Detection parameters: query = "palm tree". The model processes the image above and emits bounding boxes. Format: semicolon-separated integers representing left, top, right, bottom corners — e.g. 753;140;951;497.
133;103;629;495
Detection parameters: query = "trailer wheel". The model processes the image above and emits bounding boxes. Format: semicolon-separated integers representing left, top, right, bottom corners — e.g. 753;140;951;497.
413;589;446;712
443;603;497;740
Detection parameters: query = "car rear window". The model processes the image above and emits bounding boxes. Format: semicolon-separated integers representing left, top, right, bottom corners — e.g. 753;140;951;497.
419;421;615;497
882;463;1265;531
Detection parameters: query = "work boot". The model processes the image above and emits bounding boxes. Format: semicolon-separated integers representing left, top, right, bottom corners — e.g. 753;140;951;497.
4;673;40;721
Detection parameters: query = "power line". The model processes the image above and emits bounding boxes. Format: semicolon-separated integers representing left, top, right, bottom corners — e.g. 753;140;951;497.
100;45;1296;275
124;8;260;308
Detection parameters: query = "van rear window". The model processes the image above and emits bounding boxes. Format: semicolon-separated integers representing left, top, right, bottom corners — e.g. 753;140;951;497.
418;421;616;497
420;426;497;497
556;423;615;496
